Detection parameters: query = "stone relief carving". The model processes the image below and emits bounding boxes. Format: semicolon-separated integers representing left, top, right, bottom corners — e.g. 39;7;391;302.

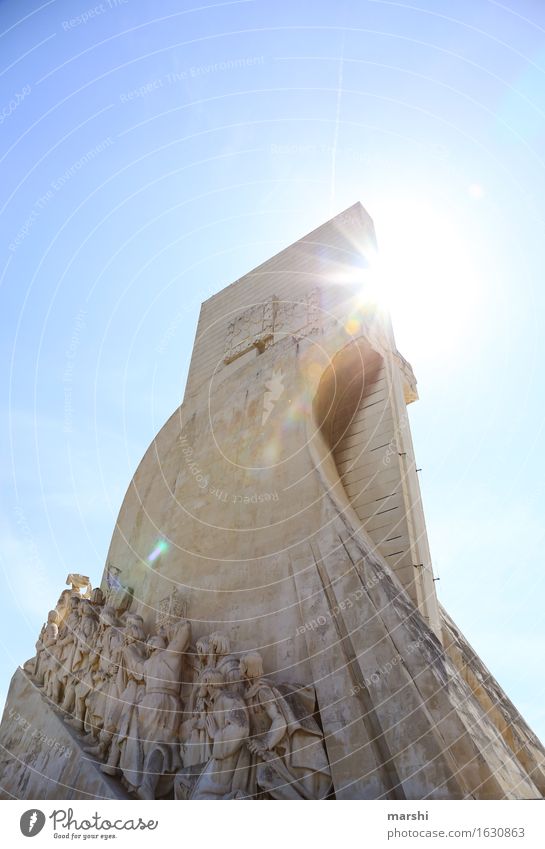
224;300;275;364
90;587;105;607
182;669;250;800
27;609;60;684
52;594;83;705
83;607;125;761
180;636;213;768
156;588;187;632
63;600;99;731
105;564;134;615
128;619;191;799
25;583;332;800
223;290;321;364
22;579;94;679
83;605;121;743
54;589;74;628
100;613;147;780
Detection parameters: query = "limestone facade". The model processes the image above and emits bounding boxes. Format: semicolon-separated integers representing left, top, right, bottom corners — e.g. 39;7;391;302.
1;203;543;799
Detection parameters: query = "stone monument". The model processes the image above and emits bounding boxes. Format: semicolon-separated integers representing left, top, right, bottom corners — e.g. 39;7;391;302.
1;203;544;799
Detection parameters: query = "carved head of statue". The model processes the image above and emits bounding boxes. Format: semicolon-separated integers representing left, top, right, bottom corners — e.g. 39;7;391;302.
81;600;95;618
123;614;146;646
69;595;81;613
240;652;264;682
47;610;60;625
162;617;189;645
196;637;209;663
90;587;105;606
209;632;231;658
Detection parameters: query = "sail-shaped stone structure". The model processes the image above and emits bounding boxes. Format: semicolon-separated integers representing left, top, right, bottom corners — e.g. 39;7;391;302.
1;203;544;799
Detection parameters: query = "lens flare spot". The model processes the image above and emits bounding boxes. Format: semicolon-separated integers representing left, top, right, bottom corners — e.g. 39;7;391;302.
345;316;361;335
148;539;169;563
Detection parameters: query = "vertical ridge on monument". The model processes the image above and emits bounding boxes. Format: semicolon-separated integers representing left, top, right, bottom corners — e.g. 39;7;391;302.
1;202;543;799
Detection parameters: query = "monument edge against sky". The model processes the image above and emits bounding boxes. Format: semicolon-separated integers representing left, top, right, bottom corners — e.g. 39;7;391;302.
1;202;544;800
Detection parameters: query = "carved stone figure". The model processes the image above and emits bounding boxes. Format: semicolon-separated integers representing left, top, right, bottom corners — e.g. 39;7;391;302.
26;610;60;684
83;608;124;757
100;614;147;777
66;573;92;596
240;652;331;800
54;589;73;629
60;600;98;720
81;605;120;741
126;619;191;799
186;635;209;708
207;632;243;695
89;587;105;608
52;595;83;705
21;581;333;801
20;579;335;801
105;566;134;616
63;601;100;731
180;632;239;768
180;636;213;768
155;588;187;633
189;669;250;800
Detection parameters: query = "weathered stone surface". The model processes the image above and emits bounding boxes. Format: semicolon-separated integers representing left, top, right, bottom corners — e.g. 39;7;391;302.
0;203;543;800
441;606;545;796
0;669;128;800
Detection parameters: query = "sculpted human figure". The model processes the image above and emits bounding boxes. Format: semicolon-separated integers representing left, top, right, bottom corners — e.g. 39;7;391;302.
83;608;125;759
181;631;241;765
186;636;209;710
31;610;60;684
207;632;243;695
52;595;83;705
100;614;147;777
180;636;214;768
189;669;250;800
82;606;121;741
89;587;105;609
240;652;332;800
43;628;65;703
66;573;92;596
60;600;99;721
123;618;191;799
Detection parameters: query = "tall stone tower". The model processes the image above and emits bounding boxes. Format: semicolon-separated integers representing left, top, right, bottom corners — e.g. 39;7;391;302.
1;203;544;799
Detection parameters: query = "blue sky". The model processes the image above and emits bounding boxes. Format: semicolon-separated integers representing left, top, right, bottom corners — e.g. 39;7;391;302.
1;0;544;743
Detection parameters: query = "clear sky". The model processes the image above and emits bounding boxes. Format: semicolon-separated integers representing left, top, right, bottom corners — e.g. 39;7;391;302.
1;0;544;744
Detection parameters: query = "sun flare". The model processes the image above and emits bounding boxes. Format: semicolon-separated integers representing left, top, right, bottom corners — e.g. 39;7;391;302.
369;200;482;360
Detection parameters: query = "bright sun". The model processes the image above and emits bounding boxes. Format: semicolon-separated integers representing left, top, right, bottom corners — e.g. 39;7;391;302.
369;200;482;362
